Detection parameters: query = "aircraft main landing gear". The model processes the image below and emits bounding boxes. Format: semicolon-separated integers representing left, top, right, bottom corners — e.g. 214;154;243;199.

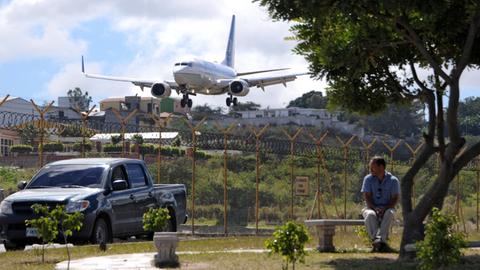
226;96;238;107
181;94;193;108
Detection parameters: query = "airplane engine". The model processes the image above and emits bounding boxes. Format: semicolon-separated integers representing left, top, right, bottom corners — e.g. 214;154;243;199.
151;82;172;98
228;80;250;96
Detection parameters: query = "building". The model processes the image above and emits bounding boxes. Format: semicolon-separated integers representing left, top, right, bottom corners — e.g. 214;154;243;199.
100;96;185;115
227;107;364;137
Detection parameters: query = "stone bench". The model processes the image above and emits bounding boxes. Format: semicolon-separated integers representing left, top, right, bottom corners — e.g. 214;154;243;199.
305;219;364;252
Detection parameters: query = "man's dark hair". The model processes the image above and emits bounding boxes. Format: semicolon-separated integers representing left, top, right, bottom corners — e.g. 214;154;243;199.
370;156;386;168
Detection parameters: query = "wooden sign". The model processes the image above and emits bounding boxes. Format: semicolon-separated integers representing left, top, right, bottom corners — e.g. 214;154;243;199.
295;176;309;196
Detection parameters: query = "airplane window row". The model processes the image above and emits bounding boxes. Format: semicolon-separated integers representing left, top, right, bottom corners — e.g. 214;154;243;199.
174;62;193;67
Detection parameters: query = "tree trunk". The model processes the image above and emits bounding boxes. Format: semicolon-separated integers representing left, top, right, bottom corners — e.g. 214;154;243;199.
399;157;458;259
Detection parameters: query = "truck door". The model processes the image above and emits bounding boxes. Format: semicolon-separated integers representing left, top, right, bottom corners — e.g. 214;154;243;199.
125;163;156;234
106;164;134;235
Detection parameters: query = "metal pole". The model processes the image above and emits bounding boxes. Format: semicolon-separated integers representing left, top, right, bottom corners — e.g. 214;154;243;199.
223;132;228;236
30;100;54;168
192;131;196;235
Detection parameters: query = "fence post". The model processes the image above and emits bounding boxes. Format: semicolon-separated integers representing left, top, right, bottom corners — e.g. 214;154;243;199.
359;137;377;172
336;135;356;225
282;127;303;220
404;141;424;207
30;100;54;167
73;105;96;158
151;114;171;184
248;124;269;235
111;108;138;157
476;157;479;232
381;139;402;175
0;95;9;107
183;117;207;236
214;122;236;236
307;131;330;219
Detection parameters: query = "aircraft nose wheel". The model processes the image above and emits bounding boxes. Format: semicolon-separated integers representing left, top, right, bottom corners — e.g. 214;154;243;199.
226;97;231;107
181;95;193;108
233;97;238;106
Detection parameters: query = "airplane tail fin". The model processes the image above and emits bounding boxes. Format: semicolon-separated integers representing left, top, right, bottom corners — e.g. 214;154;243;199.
221;15;235;68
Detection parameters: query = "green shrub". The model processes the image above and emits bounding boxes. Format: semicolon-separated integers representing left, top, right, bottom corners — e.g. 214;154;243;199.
43;142;64;152
142;207;170;232
110;135;121;145
265;221;310;270
72;142;93;152
103;144;123;153
131;134;144;145
416;207;467;270
131;143;155;155
9;144;33;154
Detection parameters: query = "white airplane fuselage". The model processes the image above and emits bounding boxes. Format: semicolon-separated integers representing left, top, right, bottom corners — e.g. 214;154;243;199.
173;59;236;95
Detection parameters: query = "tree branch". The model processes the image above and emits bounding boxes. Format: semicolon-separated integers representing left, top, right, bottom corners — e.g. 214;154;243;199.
401;144;436;214
423;89;436;147
410;61;433;93
454;10;480;79
436;89;445;161
395;16;452;85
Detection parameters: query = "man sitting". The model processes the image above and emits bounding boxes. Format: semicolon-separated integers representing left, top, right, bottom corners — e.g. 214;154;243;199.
361;156;400;252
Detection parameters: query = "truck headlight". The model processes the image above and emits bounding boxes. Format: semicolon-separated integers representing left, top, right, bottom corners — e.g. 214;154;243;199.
66;200;90;213
0;200;13;215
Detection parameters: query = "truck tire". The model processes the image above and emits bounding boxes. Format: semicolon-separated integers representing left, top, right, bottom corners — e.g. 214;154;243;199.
4;240;25;251
91;218;111;244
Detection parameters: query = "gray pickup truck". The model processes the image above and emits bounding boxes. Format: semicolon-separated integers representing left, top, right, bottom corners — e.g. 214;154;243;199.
0;158;187;251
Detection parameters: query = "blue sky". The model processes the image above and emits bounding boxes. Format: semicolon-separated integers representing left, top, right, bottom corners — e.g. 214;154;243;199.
0;0;478;109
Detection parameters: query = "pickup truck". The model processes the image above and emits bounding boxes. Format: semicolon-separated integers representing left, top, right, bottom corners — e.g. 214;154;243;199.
0;158;187;251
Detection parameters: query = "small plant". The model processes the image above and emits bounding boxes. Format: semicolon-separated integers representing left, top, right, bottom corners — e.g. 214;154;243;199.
131;134;144;145
416;207;467;270
265;221;310;270
25;204;58;263
143;207;170;232
43;141;64;152
72;142;93;152
9;144;33;154
25;204;84;267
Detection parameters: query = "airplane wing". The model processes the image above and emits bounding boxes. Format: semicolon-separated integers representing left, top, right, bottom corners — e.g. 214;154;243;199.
241;73;308;91
81;56;179;90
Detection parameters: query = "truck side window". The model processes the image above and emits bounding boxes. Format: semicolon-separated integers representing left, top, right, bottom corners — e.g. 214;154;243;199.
111;165;128;186
126;164;147;188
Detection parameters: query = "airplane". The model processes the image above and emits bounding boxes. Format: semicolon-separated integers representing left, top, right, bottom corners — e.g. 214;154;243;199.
81;15;306;108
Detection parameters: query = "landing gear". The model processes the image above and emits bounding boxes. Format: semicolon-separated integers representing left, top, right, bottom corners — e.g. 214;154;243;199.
180;94;193;108
226;96;238;107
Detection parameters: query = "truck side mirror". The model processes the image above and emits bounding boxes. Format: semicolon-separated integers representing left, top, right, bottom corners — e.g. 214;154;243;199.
112;180;128;191
17;181;27;190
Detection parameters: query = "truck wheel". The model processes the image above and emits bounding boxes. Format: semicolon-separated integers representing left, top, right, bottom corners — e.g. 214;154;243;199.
4;240;25;251
91;218;111;244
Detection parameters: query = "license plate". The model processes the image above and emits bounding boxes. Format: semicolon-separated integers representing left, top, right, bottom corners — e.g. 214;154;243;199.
26;228;38;237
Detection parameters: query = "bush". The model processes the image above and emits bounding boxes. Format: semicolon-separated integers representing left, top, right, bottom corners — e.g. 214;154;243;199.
43;142;64;152
265;221;310;270
143;207;170;232
131;143;155;155
9;144;33;154
72;142;93;152
103;144;123;153
416;207;467;270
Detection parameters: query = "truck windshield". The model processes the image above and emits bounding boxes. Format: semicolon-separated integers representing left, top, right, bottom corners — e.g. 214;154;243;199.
28;165;106;188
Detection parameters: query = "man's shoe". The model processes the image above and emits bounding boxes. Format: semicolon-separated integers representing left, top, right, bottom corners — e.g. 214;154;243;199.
371;238;382;252
378;242;395;253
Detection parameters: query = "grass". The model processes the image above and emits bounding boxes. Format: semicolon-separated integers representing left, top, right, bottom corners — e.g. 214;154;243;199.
2;231;480;270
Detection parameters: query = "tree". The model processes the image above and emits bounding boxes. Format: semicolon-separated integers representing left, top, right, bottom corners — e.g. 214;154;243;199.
67;87;92;111
257;0;480;258
229;101;261;114
354;102;425;138
459;96;480;135
191;104;224;120
18;124;39;145
287;90;328;109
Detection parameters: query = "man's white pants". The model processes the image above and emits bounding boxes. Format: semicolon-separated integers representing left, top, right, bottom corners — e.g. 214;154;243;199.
361;208;395;243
